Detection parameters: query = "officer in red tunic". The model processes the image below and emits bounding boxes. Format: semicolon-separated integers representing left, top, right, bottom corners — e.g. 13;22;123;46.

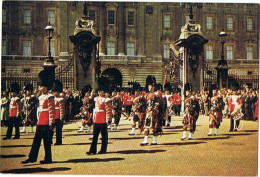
50;80;65;145
22;70;55;164
3;83;22;140
208;84;225;136
86;77;112;155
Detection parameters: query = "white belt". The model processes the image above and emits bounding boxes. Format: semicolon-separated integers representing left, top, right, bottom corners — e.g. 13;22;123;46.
38;108;49;112
10;106;17;109
94;108;105;112
55;107;60;110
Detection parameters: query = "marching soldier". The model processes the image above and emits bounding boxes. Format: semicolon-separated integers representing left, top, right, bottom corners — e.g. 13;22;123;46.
181;83;200;140
208;84;225;136
229;82;243;132
22;70;55;164
164;82;173;126
123;88;133;120
77;85;94;132
111;87;123;130
141;76;164;145
20;84;37;133
3;83;22;140
86;77;112;155
50;80;65;145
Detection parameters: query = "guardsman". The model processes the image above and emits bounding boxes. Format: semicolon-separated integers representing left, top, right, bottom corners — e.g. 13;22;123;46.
111;87;123;130
175;89;182;116
50;80;65;145
20;84;37;133
181;83;200;140
208;84;225;136
86;77;112;155
77;85;94;132
129;83;146;135
164;82;173;126
229;82;243;132
22;70;55;164
123;88;133;120
3;83;22;140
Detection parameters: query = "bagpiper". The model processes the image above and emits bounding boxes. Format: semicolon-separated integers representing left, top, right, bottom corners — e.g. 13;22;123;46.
20;83;37;134
141;76;164;145
181;83;200;140
229;82;243;131
111;86;123;130
50;80;65;145
3;83;22;140
77;85;94;132
164;82;173;126
208;84;225;136
86;77;112;155
22;70;55;164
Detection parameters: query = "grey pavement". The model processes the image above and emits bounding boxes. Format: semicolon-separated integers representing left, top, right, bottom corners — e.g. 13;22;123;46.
0;115;258;176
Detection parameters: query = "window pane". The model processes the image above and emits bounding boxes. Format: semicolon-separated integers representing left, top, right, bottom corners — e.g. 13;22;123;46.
206;16;213;30
2;40;6;55
128;11;134;26
247;46;253;59
164;44;170;59
247;18;253;31
51;41;55;56
185;16;189;24
227;17;233;31
164;14;170;28
2;9;6;24
206;45;213;59
226;45;233;60
23;9;31;24
23;41;32;56
127;42;134;56
48;10;55;25
107;42;115;55
108;11;115;25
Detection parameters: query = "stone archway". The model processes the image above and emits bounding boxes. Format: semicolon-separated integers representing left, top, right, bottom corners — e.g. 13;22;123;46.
101;68;122;87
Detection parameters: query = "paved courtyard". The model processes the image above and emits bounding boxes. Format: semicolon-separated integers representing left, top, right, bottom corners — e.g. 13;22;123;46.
0;115;258;176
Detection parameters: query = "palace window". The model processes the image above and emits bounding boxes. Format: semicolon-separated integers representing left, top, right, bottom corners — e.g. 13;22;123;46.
205;44;213;59
108;10;115;25
185;15;190;24
163;14;171;28
127;11;134;26
23;9;31;24
127;42;135;56
23;40;32;56
206;16;213;30
246;17;253;32
48;10;55;25
51;41;55;56
227;17;233;31
226;45;233;60
107;41;115;55
2;39;6;55
2;8;6;24
164;44;170;59
23;69;30;73
246;45;253;59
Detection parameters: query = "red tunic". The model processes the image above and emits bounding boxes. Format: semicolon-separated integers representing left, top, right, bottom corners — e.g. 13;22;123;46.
93;96;112;124
54;97;65;120
255;98;258;118
123;94;133;106
37;93;55;125
9;97;21;117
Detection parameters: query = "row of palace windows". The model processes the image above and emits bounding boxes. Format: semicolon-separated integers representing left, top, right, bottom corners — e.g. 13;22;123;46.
2;7;255;32
1;39;255;60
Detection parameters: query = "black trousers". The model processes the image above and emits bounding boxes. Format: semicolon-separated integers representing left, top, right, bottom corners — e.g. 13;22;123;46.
50;119;63;144
28;125;52;162
5;116;20;138
89;123;108;153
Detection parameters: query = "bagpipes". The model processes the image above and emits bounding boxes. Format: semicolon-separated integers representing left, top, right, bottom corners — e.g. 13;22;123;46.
210;96;225;112
145;99;160;127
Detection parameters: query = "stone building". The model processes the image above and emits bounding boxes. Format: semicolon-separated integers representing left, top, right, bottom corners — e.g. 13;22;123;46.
1;1;259;91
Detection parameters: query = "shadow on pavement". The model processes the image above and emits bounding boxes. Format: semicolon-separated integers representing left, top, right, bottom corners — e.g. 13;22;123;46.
64;133;92;136
196;135;231;141
1;167;71;174
111;149;166;154
1;145;32;148
56;157;124;164
222;133;252;136
160;141;206;146
109;136;144;140
1;154;26;158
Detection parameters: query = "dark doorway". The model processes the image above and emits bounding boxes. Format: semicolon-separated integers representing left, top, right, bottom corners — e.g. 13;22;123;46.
101;68;122;87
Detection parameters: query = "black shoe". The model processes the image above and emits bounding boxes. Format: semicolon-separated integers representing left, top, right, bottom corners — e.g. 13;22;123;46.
54;143;62;145
12;137;20;139
3;137;10;140
150;143;158;145
140;142;149;146
21;158;36;164
40;160;52;164
98;151;106;154
86;151;96;155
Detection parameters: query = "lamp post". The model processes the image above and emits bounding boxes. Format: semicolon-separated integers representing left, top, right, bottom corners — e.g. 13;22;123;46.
216;29;229;89
43;23;56;86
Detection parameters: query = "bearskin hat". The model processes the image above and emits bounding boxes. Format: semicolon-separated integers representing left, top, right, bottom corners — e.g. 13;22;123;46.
184;83;192;92
97;77;109;92
24;83;33;91
164;82;172;92
132;82;141;93
209;84;219;97
10;82;20;94
231;81;239;91
82;84;92;95
51;80;63;93
146;76;156;86
154;84;161;92
38;70;53;90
